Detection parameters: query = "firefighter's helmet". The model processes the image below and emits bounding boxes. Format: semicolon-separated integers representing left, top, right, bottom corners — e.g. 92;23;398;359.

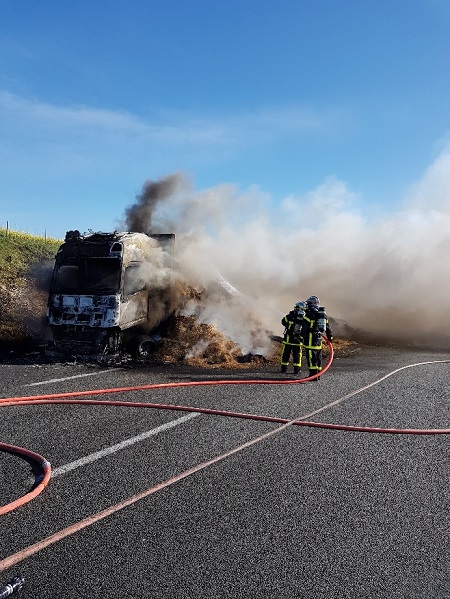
294;301;307;314
306;295;320;308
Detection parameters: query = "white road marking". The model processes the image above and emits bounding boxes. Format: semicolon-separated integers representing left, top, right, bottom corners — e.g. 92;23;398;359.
51;412;200;478
25;369;122;386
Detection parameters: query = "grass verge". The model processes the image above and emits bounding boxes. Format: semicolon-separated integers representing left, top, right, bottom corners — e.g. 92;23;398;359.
0;228;61;353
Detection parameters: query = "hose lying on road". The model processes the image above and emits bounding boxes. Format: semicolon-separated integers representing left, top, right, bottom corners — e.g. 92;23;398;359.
0;443;51;517
2;338;449;516
0;337;331;515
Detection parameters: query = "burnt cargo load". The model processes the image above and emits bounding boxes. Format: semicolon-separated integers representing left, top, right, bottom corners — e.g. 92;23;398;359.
47;230;175;361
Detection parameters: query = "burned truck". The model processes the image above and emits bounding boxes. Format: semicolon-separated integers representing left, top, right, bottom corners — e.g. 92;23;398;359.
47;230;175;361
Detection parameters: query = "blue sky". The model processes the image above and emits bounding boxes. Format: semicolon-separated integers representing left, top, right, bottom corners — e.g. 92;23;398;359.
0;0;449;239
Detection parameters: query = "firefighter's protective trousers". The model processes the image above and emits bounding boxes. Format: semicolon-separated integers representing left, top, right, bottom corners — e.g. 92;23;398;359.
302;316;323;374
280;340;302;369
304;341;323;373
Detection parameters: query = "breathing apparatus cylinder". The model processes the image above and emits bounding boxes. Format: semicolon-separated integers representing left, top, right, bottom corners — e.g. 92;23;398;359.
317;306;327;333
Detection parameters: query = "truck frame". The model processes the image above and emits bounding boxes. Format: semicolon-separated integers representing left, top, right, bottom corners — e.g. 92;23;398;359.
46;230;175;362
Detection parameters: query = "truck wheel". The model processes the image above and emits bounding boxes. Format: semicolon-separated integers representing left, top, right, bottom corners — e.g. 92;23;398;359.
131;334;155;361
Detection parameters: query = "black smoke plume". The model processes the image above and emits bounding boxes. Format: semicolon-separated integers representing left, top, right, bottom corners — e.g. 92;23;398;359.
123;173;185;234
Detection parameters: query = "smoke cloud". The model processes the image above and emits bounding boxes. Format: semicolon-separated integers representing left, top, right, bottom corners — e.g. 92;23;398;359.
121;150;450;351
123;174;188;234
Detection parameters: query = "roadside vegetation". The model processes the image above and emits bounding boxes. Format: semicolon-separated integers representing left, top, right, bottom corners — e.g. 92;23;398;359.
0;228;61;352
0;228;61;280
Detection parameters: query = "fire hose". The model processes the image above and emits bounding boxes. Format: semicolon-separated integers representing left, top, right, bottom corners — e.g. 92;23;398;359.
0;337;329;515
1;337;450;519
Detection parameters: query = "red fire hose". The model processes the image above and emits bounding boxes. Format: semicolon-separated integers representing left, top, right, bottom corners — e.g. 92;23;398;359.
1;338;449;515
0;444;51;517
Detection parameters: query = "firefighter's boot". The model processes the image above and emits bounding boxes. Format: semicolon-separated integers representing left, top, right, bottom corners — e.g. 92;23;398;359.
309;369;320;381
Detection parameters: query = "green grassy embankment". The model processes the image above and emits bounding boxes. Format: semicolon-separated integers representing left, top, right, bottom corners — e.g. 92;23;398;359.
0;228;61;352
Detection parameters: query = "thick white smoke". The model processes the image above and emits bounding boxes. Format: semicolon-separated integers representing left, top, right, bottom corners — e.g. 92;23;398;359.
122;147;450;351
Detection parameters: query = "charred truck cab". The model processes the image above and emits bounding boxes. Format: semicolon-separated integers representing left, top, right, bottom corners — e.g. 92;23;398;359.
47;230;175;362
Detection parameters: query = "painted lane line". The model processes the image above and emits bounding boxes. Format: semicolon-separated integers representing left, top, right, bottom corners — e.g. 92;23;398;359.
51;412;200;478
2;375;371;572
298;359;450;421
25;369;122;387
0;417;299;574
3;359;449;572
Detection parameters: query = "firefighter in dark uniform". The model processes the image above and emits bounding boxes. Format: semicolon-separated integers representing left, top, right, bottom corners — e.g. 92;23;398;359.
280;301;306;374
301;295;333;380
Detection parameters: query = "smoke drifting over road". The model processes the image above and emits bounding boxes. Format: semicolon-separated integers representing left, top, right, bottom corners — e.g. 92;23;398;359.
121;150;450;351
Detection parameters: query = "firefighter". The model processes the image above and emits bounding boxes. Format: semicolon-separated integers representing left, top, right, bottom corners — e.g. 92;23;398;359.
301;295;333;380
280;301;306;374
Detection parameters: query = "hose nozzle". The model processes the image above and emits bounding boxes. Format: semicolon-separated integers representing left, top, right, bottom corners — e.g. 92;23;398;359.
0;575;25;598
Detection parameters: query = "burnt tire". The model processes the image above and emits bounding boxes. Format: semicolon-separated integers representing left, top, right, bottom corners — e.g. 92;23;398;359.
130;334;156;361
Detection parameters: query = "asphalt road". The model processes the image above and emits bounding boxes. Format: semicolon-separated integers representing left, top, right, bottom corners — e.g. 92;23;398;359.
0;345;449;598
